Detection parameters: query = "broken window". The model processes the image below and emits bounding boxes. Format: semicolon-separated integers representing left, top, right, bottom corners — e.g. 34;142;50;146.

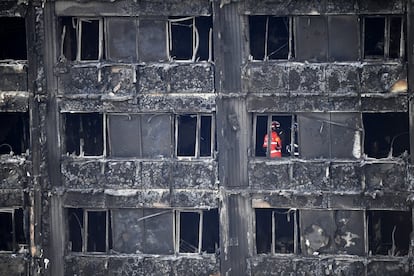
0;208;26;252
175;209;219;254
64;113;104;156
255;208;299;254
60;17;103;61
253;114;297;158
0;17;27;60
300;209;365;255
0;112;29;155
249;16;293;60
107;114;172;158
168;16;213;61
363;16;404;59
363;113;409;159
67;208;112;253
176;114;214;158
367;210;412;256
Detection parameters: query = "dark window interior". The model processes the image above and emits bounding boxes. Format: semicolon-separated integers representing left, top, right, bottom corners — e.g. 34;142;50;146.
169;16;212;61
363;113;409;159
0;212;13;251
256;208;296;254
274;209;295;253
328;16;359;61
364;17;385;58
389;17;402;59
177;115;197;156
80;20;100;60
0;17;27;60
170;17;193;60
60;17;77;61
14;209;25;246
86;211;108;253
202;209;219;253
177;114;213;157
249;16;290;60
179;212;200;253
64;113;103;156
368;210;412;256
0;112;29;155
68;208;83;252
200;116;212;156
255;115;293;157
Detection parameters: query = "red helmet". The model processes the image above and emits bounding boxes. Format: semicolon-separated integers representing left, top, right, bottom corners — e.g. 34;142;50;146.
271;121;280;129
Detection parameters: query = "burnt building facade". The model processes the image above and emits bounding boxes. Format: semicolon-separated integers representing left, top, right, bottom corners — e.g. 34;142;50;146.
0;0;414;275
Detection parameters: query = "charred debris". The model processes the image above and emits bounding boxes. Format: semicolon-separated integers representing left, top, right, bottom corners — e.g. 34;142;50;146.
0;0;414;275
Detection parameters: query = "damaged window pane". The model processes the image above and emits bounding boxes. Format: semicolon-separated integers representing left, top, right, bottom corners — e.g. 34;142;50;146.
364;16;404;59
176;114;214;158
255;208;298;254
0;17;27;60
176;209;219;254
168;16;213;61
328;16;359;61
363;113;409;159
107;114;172;158
64;113;103;156
138;19;168;62
106;18;137;62
249;16;292;60
67;208;112;253
0;208;26;252
368;210;412;256
60;17;103;61
0;112;29;155
295;16;328;61
254;114;297;158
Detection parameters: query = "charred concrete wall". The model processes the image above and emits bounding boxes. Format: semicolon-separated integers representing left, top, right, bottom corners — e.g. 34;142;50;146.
1;0;414;276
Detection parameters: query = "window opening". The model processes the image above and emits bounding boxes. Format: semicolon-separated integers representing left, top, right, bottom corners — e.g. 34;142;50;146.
367;210;412;256
64;113;104;156
0;208;26;252
175;209;219;254
255;208;298;254
168;16;213;61
176;114;214;158
60;17;103;61
0;112;29;155
363;113;409;159
364;16;404;59
0;17;27;60
249;16;292;60
254;114;297;158
68;208;112;253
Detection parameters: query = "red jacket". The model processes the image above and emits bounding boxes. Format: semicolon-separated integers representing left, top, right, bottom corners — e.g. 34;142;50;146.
263;131;282;158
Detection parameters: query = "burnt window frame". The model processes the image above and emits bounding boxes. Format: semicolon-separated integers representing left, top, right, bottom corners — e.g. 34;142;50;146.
175;113;215;159
67;208;112;254
174;209;219;254
254;208;300;255
59;17;104;62
252;113;298;158
62;112;106;157
167;16;213;62
248;15;294;61
0;208;26;253
366;209;412;257
362;15;405;60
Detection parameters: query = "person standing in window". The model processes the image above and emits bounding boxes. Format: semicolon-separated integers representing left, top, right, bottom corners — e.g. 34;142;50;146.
263;121;282;158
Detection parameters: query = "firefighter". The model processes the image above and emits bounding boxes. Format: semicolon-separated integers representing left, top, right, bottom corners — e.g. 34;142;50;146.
263;121;282;158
